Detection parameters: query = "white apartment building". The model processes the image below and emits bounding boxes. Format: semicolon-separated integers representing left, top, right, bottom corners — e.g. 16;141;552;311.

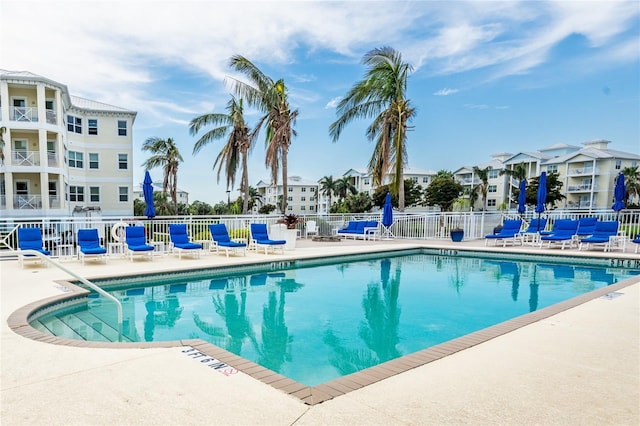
132;181;189;205
256;176;318;214
0;70;136;218
456;140;639;212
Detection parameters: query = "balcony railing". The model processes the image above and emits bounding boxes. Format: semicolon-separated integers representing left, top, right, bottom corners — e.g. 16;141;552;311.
568;167;598;176
46;109;57;124
47;151;59;167
10;107;38;122
567;184;593;192
11;150;41;166
13;195;43;209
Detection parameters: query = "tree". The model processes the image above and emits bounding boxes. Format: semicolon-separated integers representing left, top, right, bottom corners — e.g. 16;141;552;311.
499;162;528;207
258;204;277;214
247;186;263;211
141;137;183;214
526;172;565;209
345;192;373;213
472;166;491;211
424;172;463;212
334;176;357;200
189;200;214;215
329;46;416;212
621;166;640;207
227;55;298;214
319;176;337;211
190;96;255;214
372;179;424;209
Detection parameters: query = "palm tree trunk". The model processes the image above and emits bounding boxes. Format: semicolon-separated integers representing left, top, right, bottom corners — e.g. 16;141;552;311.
241;150;249;214
398;177;405;212
281;148;288;214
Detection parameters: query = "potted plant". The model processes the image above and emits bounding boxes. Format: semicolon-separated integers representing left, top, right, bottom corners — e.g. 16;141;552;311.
278;213;300;229
450;226;464;242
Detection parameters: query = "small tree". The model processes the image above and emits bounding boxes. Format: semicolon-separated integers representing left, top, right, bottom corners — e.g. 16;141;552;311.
345;192;373;213
372;179;424;209
424;173;463;212
258;204;277;214
526;172;565;209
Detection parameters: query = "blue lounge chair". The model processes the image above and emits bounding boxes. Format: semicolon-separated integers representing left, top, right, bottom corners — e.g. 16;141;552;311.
484;219;522;246
17;227;51;268
77;228;107;264
209;224;246;257
578;221;619;251
337;220;379;240
539;219;579;249
249;223;286;254
169;224;202;259
125;226;155;261
633;234;640;254
575;217;598;237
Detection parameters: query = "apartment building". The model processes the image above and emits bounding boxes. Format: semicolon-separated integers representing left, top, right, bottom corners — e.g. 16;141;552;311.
456;140;639;211
256;176;318;214
132;181;189;205
0;70;137;218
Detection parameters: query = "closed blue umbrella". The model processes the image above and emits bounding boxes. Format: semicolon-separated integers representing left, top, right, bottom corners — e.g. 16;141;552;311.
535;172;547;231
381;193;394;239
517;179;526;215
612;173;625;216
143;171;156;219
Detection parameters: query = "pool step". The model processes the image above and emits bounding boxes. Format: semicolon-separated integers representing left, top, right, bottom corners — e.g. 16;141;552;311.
33;311;134;343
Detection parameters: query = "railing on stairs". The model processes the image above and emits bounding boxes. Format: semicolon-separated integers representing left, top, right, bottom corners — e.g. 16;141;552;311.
0;249;123;341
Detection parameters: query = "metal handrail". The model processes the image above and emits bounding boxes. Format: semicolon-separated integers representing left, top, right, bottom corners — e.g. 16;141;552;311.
0;249;123;340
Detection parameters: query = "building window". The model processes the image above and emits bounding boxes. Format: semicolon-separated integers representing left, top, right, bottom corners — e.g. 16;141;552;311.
310;196;314;201
487;199;497;207
69;151;83;168
310;187;316;192
364;178;370;185
118;186;129;202
118;153;128;170
309;205;315;211
411;176;418;182
287;205;293;211
118;120;127;136
488;185;497;193
88;119;98;135
615;160;621;170
287;196;293;201
69;186;84;202
89;186;100;202
547;165;558;173
67;115;82;133
288;187;294;192
488;170;499;179
301;187;306;192
89;153;99;169
422;177;429;183
300;206;306;211
301;196;306;202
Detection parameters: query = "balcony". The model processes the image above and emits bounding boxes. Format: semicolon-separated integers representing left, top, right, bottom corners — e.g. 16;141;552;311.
10;107;38;122
568;167;598;176
11;150;41;166
567;200;591;209
47;151;59;167
567;184;592;192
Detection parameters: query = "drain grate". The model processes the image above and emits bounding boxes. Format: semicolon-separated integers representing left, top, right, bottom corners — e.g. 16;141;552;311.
600;292;623;300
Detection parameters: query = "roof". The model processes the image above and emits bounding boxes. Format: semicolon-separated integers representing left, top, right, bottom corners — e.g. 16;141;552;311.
70;95;136;114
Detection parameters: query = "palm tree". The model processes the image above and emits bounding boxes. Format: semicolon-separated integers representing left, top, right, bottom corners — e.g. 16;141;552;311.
141;137;183;213
190;96;255;214
472;166;491;211
329;47;416;212
500;162;528;208
227;55;298;214
319;175;337;212
247;186;263;211
0;126;6;164
621;165;640;206
335;176;357;200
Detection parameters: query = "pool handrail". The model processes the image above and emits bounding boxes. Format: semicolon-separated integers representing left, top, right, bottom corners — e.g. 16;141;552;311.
0;249;123;340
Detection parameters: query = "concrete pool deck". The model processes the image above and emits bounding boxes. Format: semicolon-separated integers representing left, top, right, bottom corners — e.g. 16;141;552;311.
1;238;639;425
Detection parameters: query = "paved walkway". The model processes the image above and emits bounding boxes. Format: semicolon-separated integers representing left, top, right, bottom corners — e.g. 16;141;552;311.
1;238;638;425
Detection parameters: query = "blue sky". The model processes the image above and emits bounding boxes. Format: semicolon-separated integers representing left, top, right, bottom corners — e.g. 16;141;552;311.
2;0;639;205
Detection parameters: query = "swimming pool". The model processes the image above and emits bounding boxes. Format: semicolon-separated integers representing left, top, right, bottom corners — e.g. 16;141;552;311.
30;248;639;389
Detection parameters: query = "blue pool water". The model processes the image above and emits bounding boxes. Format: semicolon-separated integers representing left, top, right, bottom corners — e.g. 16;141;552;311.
32;250;639;386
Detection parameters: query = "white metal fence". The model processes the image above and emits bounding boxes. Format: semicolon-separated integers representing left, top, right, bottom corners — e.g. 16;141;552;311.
1;210;639;251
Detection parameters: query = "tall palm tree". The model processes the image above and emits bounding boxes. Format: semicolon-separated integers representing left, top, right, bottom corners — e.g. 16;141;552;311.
335;176;357;200
621;165;640;205
472;166;491;211
319;175;337;212
190;96;255;214
141;137;183;213
329;46;416;212
227;55;298;214
0;126;6;164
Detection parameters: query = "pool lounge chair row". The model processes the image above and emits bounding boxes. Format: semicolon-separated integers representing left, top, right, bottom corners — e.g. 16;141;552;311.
483;217;630;252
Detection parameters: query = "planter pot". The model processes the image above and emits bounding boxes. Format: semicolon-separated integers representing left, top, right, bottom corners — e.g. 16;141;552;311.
283;228;298;249
450;230;464;242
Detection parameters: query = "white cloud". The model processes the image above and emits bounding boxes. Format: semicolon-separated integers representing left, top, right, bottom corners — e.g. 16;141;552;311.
325;97;342;109
433;88;459;96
